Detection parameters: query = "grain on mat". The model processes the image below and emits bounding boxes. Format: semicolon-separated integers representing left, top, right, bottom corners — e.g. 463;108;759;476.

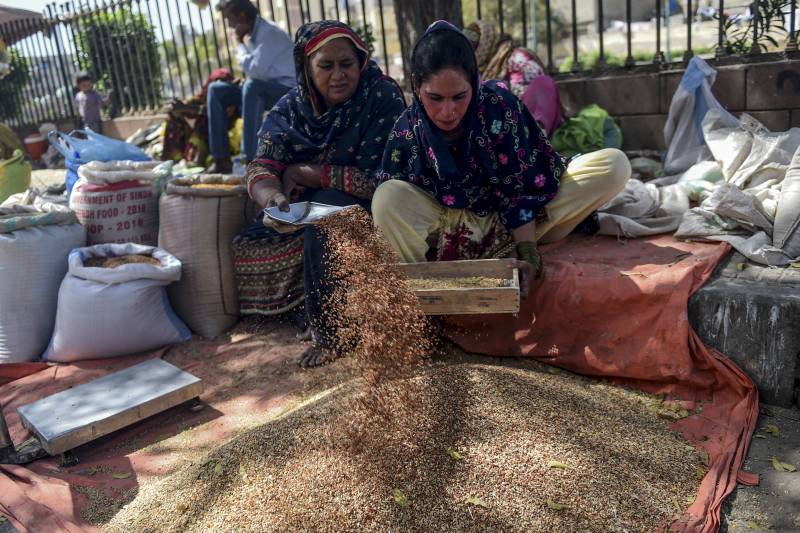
103;208;702;531
104;363;702;533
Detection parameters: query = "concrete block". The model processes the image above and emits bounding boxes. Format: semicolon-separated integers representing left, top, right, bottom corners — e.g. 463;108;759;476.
660;71;683;115
101;114;167;141
660;66;746;114
791;109;800;129
556;79;586;117
689;253;800;407
617;114;667;151
746;110;791;132
586;75;660;115
746;61;800;111
712;67;747;112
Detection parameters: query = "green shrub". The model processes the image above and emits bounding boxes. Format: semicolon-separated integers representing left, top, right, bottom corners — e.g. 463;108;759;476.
75;8;162;112
0;49;30;121
558;46;715;72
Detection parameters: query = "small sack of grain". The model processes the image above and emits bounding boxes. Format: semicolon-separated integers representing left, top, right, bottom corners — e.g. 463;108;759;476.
158;174;257;338
0;205;85;363
69;160;172;246
42;243;191;362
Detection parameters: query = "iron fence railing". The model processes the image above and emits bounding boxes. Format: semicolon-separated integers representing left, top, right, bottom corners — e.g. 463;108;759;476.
0;0;797;129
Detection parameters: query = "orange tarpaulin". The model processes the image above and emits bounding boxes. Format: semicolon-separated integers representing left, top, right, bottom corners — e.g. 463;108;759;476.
0;335;338;533
444;235;757;532
0;236;755;532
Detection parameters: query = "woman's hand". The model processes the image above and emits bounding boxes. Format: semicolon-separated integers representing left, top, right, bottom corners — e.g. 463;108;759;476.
281;164;324;201
508;259;534;299
511;221;543;293
283;164;323;188
251;178;289;211
515;241;543;281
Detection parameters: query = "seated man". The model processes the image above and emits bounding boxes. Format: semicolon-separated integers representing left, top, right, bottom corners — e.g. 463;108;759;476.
207;0;295;173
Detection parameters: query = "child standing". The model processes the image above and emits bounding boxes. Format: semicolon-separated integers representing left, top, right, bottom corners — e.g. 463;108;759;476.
74;71;106;132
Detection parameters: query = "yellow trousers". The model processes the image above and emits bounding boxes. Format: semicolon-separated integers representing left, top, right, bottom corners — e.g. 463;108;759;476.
372;148;631;262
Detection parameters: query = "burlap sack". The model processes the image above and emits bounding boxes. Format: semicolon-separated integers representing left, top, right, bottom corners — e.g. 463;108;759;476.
158;175;257;338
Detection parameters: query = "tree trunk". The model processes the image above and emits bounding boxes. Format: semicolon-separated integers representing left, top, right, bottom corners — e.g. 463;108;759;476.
393;0;464;86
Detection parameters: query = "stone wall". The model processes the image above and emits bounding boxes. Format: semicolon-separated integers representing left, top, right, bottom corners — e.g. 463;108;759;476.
556;57;800;151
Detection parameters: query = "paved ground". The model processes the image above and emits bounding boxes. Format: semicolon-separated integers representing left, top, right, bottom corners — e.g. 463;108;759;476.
724;404;800;533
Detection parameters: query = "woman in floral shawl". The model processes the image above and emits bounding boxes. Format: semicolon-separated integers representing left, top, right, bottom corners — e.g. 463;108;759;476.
373;21;630;297
243;20;405;366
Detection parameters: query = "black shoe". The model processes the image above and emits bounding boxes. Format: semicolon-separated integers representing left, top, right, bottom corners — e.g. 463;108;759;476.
571;210;600;236
205;159;233;174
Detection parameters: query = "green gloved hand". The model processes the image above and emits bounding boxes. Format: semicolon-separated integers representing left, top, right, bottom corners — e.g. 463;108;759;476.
516;241;543;279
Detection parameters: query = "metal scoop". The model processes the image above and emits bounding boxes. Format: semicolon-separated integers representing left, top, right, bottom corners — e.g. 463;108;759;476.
263;201;351;227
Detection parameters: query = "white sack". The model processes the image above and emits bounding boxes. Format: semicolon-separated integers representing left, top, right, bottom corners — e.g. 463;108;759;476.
43;243;191;362
0;206;85;363
663;57;738;175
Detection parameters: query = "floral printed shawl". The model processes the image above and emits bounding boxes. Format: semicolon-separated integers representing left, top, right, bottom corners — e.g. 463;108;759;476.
378;21;565;230
248;20;405;189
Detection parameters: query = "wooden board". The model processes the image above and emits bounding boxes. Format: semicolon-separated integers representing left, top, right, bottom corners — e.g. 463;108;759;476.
17;359;202;455
398;259;520;315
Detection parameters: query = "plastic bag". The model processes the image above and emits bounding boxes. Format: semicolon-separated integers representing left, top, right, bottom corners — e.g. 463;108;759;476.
774;145;800;257
663;57;738;175
676;161;725;202
0;149;31;204
0;122;24;160
550;104;622;158
48;129;150;195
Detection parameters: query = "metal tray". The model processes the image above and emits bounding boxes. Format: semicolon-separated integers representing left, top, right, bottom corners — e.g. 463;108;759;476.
263;201;350;226
17;359;202;456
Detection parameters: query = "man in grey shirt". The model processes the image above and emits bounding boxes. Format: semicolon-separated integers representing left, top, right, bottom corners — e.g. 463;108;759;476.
206;0;295;173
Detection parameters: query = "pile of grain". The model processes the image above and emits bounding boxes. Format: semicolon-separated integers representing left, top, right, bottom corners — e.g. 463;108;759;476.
83;254;160;269
407;276;508;290
104;208;702;530
105;362;702;532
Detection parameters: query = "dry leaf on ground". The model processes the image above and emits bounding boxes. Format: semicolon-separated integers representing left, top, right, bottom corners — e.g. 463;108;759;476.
763;424;780;437
546;499;569;511
464;496;487;508
771;457;797;472
392;489;409;508
446;447;463;461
